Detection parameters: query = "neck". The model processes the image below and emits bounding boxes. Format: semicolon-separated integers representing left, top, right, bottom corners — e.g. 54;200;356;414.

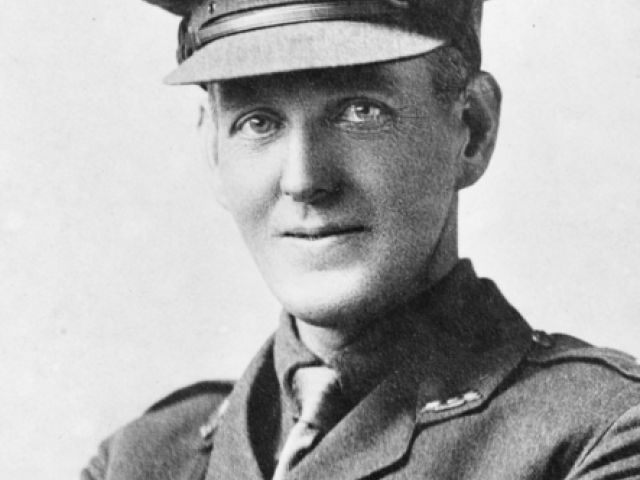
294;322;352;362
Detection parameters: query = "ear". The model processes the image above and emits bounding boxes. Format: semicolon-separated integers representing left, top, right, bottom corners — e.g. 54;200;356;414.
198;96;229;210
456;72;502;190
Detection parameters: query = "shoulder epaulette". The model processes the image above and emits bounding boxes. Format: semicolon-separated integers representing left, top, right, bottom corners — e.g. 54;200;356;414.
146;380;235;413
526;330;640;382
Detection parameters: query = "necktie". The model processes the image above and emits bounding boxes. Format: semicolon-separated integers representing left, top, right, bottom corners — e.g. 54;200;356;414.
272;366;345;480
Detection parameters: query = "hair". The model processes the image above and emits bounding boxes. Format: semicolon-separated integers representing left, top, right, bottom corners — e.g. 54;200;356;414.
425;46;474;107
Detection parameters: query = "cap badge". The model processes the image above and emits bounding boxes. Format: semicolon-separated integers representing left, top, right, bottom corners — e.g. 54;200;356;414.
421;390;482;413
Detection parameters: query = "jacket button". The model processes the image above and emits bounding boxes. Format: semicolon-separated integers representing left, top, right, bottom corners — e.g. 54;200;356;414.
199;423;215;440
463;390;482;402
421;390;482;413
387;0;411;8
532;330;554;348
444;396;466;408
421;400;442;412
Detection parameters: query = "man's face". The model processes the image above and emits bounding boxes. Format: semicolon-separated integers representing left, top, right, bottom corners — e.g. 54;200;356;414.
211;56;468;331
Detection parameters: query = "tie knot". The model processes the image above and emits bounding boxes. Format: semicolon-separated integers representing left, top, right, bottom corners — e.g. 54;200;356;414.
292;366;345;431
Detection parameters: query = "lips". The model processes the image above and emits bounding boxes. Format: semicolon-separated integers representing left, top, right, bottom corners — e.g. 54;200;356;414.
280;224;369;240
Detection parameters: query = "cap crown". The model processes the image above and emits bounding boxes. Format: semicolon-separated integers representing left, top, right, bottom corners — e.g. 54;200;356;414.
145;0;484;68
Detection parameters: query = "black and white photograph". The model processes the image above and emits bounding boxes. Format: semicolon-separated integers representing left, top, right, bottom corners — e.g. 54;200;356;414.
1;0;640;478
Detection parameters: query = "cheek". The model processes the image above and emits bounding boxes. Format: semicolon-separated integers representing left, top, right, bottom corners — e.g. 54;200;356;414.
216;143;278;235
356;121;459;211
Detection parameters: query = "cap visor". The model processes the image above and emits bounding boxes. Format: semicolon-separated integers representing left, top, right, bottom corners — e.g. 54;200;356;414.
165;20;445;84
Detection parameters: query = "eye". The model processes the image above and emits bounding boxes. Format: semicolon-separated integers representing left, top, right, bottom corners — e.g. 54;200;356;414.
234;111;281;138
336;100;393;130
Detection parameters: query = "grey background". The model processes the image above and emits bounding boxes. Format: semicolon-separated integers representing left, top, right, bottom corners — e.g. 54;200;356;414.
1;0;639;478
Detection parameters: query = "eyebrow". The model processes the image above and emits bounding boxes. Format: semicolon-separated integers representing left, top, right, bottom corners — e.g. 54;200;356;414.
213;64;400;109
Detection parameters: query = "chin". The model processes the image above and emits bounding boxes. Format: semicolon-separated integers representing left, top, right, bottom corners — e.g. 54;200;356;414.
268;270;393;329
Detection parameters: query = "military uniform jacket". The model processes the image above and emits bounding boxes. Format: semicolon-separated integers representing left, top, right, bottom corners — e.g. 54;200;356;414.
82;263;640;479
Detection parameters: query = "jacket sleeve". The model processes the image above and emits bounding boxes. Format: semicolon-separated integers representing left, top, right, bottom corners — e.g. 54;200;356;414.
566;400;640;479
80;437;111;480
78;381;234;480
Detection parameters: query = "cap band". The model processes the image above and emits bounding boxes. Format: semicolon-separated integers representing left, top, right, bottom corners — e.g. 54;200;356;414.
179;0;409;63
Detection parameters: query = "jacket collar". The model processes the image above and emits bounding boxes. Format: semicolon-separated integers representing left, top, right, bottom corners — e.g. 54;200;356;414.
412;261;533;424
205;260;533;479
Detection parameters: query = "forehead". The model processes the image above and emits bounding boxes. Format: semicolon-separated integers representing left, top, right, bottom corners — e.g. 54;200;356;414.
210;56;433;109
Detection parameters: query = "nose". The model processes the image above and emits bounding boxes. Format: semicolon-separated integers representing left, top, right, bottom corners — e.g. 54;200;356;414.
279;125;340;203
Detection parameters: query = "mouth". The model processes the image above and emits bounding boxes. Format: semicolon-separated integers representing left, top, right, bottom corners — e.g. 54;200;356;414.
281;225;369;241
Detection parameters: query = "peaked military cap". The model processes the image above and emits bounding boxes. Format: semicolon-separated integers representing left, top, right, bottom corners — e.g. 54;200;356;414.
143;0;486;83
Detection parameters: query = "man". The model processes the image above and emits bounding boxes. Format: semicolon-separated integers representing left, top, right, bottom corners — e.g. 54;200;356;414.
82;1;640;479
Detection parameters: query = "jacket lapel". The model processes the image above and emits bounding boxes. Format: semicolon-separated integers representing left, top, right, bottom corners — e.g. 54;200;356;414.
204;340;276;480
414;307;533;426
413;270;534;426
